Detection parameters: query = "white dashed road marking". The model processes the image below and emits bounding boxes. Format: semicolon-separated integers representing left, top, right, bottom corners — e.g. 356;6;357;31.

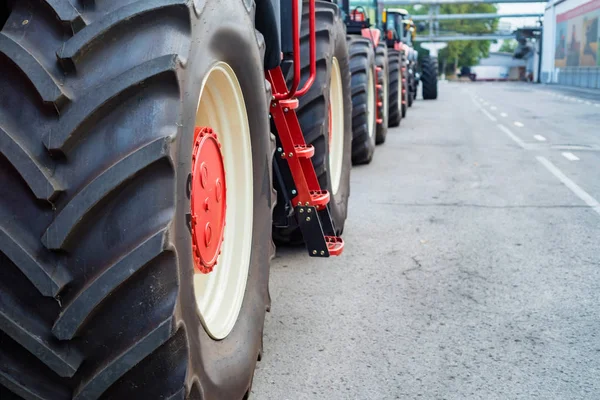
472;97;497;122
537;157;600;216
562;152;580;161
500;112;508;117
514;121;524;128
534;135;546;142
497;124;528;149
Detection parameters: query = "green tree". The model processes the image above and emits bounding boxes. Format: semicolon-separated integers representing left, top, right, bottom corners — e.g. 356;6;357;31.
407;4;499;75
499;39;518;53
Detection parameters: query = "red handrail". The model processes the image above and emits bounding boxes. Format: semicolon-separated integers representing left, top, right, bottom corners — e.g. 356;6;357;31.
295;0;316;97
273;0;316;100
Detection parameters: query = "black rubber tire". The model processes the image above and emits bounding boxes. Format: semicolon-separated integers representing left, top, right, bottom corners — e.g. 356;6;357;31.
407;61;414;107
273;1;352;244
0;1;272;399
347;35;377;165
374;43;389;145
422;55;439;100
387;49;402;128
401;51;409;118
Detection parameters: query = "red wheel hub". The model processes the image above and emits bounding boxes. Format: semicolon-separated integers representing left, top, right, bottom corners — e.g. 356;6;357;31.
191;127;226;274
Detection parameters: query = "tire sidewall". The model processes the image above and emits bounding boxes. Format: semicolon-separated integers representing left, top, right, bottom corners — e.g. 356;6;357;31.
174;3;271;396
375;44;389;143
326;14;352;234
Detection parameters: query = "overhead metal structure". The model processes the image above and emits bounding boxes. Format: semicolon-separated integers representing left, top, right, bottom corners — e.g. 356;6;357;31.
415;34;514;41
412;13;544;20
377;0;547;4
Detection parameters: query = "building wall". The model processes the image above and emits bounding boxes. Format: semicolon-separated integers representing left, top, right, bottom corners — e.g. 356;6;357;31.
542;0;600;88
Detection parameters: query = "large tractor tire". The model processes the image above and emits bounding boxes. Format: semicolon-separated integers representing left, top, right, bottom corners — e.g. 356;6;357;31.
347;35;377;165
407;62;414;107
401;51;409;119
387;49;402;128
422;55;439;100
374;43;389;145
0;1;273;399
274;1;352;244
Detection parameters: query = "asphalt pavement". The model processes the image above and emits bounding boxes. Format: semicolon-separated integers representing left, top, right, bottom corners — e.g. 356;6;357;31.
252;82;600;400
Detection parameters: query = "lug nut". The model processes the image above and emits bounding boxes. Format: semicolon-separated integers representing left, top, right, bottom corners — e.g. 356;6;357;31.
312;250;317;255
306;217;311;222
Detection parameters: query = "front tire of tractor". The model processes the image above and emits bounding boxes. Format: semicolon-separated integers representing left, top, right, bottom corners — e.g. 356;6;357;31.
274;0;352;244
387;49;402;128
375;43;389;145
348;35;377;165
401;51;409;118
407;64;414;108
422;55;439;100
0;1;272;399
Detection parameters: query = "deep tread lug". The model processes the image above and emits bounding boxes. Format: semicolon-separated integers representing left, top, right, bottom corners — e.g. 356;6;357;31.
0;127;63;201
43;54;180;153
0;226;71;297
74;318;174;400
53;229;169;340
42;0;87;33
0;34;70;109
0;290;83;377
57;0;188;68
42;137;172;250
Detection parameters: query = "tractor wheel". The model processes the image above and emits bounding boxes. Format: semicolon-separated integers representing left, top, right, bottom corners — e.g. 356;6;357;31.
401;51;409;118
422;55;439;100
273;0;352;244
374;43;389;145
347;35;377;165
387;49;402;128
0;1;272;399
407;63;414;107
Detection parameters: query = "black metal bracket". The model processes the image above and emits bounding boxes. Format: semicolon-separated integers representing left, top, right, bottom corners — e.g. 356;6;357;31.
296;205;331;257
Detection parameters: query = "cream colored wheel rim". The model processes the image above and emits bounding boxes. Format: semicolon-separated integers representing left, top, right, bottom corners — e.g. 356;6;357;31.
367;67;375;138
193;62;253;340
329;57;344;195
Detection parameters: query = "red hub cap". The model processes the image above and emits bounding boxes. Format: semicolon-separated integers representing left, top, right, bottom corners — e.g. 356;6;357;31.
191;127;226;274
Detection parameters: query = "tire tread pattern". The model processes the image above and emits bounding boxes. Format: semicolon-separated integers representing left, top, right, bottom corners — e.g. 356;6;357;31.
421;55;438;100
347;35;375;165
0;1;190;398
387;48;401;127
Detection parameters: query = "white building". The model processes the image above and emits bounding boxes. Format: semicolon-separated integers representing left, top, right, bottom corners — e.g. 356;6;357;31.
473;52;528;81
541;0;600;88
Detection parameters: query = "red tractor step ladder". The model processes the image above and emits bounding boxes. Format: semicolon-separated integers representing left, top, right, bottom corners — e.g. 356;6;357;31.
265;0;343;257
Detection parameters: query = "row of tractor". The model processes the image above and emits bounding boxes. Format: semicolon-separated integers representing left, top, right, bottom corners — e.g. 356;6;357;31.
344;3;439;166
0;0;437;398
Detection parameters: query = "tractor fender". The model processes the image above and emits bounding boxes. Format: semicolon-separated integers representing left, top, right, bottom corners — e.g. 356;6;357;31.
256;0;281;70
361;27;381;48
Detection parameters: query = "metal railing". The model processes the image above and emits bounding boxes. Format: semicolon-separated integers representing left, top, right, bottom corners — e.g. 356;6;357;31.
556;67;600;89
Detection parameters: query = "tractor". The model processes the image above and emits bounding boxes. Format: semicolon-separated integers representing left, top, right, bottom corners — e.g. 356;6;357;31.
383;8;439;105
0;0;353;398
339;1;388;165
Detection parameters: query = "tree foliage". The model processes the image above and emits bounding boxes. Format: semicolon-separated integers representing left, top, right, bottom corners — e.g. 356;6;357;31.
407;4;499;73
499;39;518;53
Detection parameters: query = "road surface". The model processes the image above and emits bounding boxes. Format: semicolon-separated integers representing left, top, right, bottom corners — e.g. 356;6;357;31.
252;82;600;399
